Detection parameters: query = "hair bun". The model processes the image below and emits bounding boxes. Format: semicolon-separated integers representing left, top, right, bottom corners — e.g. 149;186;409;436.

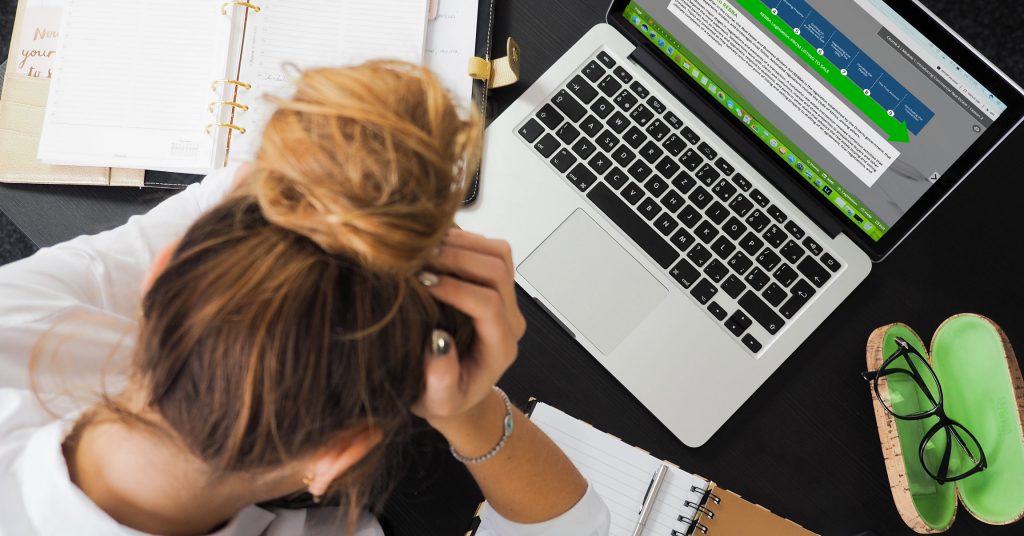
249;61;482;275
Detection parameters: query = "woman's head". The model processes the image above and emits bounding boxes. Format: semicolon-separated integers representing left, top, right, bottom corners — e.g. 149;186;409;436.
134;62;481;512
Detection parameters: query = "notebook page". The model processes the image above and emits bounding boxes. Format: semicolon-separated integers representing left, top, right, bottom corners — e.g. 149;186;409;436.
38;0;234;173
424;0;479;110
230;0;429;162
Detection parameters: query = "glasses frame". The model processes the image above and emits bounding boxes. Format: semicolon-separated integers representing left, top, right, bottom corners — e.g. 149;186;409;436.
862;337;988;484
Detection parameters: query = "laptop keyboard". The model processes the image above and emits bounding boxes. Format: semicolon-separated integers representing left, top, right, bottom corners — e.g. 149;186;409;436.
516;50;845;355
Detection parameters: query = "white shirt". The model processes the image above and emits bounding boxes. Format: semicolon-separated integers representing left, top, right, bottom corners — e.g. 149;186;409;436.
0;165;610;536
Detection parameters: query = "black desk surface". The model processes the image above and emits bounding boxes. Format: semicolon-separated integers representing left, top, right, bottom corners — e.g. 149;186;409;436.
3;1;1024;534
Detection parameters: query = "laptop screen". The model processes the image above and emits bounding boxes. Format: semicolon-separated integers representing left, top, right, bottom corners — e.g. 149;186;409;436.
621;0;1010;242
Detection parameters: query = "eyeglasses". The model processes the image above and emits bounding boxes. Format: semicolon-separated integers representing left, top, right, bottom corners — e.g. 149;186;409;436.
862;336;987;484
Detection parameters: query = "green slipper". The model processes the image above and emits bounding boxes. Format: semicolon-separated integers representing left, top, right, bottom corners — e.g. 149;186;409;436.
866;315;1024;533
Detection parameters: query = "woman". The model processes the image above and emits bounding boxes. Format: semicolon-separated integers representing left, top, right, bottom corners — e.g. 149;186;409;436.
0;62;610;535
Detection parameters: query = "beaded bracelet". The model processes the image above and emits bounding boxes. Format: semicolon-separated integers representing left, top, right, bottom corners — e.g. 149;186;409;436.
450;386;515;465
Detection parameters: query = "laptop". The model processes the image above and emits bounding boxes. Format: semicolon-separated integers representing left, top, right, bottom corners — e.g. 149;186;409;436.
457;0;1024;447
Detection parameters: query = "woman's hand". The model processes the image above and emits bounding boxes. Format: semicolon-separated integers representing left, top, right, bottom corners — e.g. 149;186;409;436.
412;229;526;428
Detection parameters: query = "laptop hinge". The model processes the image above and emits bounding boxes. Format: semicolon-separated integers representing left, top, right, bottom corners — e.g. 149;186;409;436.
628;48;846;239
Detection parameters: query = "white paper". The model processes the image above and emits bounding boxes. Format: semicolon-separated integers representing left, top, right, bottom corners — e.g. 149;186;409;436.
424;0;480;111
13;0;68;78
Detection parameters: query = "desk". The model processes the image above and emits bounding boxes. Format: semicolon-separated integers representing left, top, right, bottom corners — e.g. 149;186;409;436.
3;1;1023;534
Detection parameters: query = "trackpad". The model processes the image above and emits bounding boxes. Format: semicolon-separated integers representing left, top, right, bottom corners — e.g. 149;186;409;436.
519;210;668;355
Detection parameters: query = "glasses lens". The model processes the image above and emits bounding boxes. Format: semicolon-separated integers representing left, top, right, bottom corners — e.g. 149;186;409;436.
876;343;941;418
922;422;985;482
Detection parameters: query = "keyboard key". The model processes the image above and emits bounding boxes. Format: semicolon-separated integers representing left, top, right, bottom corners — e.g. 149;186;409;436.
780;280;816;319
722;217;747;241
681;127;701;145
639;141;665;164
739;291;784;335
670;259;701;288
534;134;560;158
572;138;597;159
606;168;629;190
715;158;735;176
655;156;681;179
644;176;669;198
725;310;752;337
613;66;633;83
646;119;670;142
756;249;781;271
695;221;719;244
608;112;630;133
695;163;721;187
745;268;770;291
638;198;661;221
553;90;586;122
802;237;823;257
780;240;805;264
612;145;636;167
582;60;606;82
821;253;842;273
670;228;695;251
763;225;787;248
688;186;713;209
708;302;728;321
624;126;646;148
566;164;597;192
678;205;701;228
597;51;616;68
630;104;655;127
627;160;653;181
742;334;763;353
763;283;787;307
712;179;737;202
590;97;614;119
691;279;718;305
732;174;752;192
518;119;544;142
537;104;564;129
598;75;622;96
550;148;577;173
729;195;754;218
687;244;713;267
706;202;729;225
579;116;603;137
647;96;666;114
784;222;806;240
671;171;696;194
767;204;787;224
587;182;680;269
665;111;684;130
711;236;736;259
629;81;650;99
589;152;613;175
722;275;746;299
596;130;618;152
614;89;639;111
750;189;770;207
654;213;679;235
697;142;718;161
746;210;770;233
556;123;581;144
663;134;687;156
798;257;832;288
728;252;753;275
739;232;765;256
704;259;729;283
680;149;704;172
661;190;685;214
622;182;645;204
773;264;798;287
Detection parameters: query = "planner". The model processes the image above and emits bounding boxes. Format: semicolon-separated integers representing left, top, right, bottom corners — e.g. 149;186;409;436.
470;402;817;536
37;0;431;174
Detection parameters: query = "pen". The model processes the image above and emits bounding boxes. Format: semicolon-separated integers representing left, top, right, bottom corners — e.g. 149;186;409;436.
632;464;668;536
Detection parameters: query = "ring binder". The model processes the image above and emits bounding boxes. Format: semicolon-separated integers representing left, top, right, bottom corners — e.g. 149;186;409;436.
206;123;246;135
211;79;253;92
221;2;261;15
208;100;250;113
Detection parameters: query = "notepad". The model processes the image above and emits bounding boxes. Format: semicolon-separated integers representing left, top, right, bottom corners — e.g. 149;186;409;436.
38;0;429;173
473;402;818;536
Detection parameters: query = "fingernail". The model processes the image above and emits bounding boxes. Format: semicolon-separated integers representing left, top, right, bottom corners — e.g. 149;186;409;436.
431;329;453;357
418;271;440;288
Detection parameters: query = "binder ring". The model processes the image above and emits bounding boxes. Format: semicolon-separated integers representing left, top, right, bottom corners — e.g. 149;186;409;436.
212;79;253;92
208;100;250;113
206;123;247;135
708;493;721;505
221;2;261;15
695;522;709;534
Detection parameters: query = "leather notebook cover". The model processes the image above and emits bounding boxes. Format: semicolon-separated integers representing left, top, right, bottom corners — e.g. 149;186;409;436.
696;486;816;536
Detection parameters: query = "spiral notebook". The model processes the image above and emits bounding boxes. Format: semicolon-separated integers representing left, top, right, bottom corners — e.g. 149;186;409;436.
469;402;816;536
35;0;493;177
